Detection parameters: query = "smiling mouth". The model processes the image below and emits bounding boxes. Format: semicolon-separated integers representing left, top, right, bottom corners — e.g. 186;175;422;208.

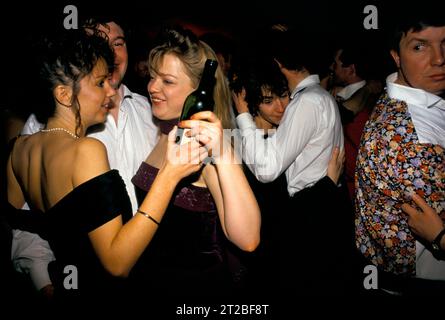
150;97;164;103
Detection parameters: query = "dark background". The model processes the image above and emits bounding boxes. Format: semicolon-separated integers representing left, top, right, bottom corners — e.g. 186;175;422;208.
1;0;441;117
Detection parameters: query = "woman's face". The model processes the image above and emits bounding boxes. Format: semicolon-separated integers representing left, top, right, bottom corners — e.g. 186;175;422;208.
77;59;116;127
147;53;195;120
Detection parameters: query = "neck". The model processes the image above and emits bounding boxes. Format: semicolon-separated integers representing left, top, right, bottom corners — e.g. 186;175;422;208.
109;85;124;122
288;69;310;92
157;117;179;135
46;118;83;137
348;75;363;85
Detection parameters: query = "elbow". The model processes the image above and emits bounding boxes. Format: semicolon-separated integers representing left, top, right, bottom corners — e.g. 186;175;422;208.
255;170;279;183
238;235;260;253
246;163;280;183
256;175;275;183
105;263;131;278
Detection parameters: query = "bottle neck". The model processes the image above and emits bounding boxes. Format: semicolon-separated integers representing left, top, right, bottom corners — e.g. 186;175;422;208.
197;60;217;92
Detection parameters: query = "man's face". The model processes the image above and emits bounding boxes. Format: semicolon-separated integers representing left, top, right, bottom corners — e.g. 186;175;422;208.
257;88;289;126
331;49;348;86
98;22;128;89
391;26;445;95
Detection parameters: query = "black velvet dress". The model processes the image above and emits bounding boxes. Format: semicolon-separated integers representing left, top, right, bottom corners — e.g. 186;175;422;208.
11;170;132;303
130;162;232;297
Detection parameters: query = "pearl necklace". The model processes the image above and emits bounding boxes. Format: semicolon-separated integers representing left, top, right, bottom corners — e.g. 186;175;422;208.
40;127;79;139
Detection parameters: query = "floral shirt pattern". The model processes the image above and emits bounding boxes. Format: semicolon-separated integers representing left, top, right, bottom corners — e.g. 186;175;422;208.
355;92;445;275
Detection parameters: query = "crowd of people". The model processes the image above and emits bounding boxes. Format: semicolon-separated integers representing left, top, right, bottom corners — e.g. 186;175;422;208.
0;2;444;309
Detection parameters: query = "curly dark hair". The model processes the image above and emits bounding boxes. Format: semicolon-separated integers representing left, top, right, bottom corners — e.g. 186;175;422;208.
231;58;288;116
35;28;114;136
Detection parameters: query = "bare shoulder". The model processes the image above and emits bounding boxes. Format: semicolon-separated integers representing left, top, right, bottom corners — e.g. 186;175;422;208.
72;137;110;187
75;137;107;155
12;134;31;151
9;134;35;165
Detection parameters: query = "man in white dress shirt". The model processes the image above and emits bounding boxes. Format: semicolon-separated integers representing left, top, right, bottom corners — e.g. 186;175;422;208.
14;16;159;298
233;33;346;293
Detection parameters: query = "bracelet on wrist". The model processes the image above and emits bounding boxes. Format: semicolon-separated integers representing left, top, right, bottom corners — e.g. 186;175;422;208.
137;209;160;226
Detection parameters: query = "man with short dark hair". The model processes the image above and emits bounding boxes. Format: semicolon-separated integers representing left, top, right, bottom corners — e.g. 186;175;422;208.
233;31;346;293
331;42;382;199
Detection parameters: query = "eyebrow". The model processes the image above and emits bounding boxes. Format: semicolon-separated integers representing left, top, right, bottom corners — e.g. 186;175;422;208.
111;36;126;42
407;37;429;44
156;71;178;79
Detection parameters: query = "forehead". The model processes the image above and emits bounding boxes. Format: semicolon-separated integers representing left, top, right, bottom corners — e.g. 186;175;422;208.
91;59;109;76
402;25;445;43
156;53;187;75
98;22;124;40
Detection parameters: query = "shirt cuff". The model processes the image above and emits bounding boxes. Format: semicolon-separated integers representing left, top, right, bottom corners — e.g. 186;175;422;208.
30;262;53;291
236;113;256;130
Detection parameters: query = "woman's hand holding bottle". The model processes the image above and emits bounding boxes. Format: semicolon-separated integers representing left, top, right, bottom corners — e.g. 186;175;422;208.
179;111;230;164
160;126;208;181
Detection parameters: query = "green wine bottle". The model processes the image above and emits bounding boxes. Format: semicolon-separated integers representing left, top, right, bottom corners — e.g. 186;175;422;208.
176;59;218;144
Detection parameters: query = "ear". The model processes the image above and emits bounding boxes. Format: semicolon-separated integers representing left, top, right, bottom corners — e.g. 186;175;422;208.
390;50;401;68
53;85;73;108
349;64;357;77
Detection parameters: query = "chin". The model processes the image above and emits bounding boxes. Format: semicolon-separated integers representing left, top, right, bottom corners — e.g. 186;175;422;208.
153;110;176;121
425;84;445;95
97;113;108;124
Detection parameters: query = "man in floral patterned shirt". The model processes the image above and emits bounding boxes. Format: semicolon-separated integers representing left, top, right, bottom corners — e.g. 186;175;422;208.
355;8;445;292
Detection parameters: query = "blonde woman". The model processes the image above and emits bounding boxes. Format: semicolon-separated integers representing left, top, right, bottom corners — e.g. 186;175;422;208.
130;27;261;295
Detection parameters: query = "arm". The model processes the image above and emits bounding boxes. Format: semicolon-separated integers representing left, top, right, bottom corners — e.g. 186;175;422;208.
181;112;261;252
11;229;55;291
401;193;445;249
326;146;345;185
204;162;261;252
74;130;206;277
235;93;318;182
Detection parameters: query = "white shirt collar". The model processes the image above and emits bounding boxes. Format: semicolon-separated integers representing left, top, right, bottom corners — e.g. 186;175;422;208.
290;74;320;99
121;84;133;100
337;80;366;100
387;72;445;110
